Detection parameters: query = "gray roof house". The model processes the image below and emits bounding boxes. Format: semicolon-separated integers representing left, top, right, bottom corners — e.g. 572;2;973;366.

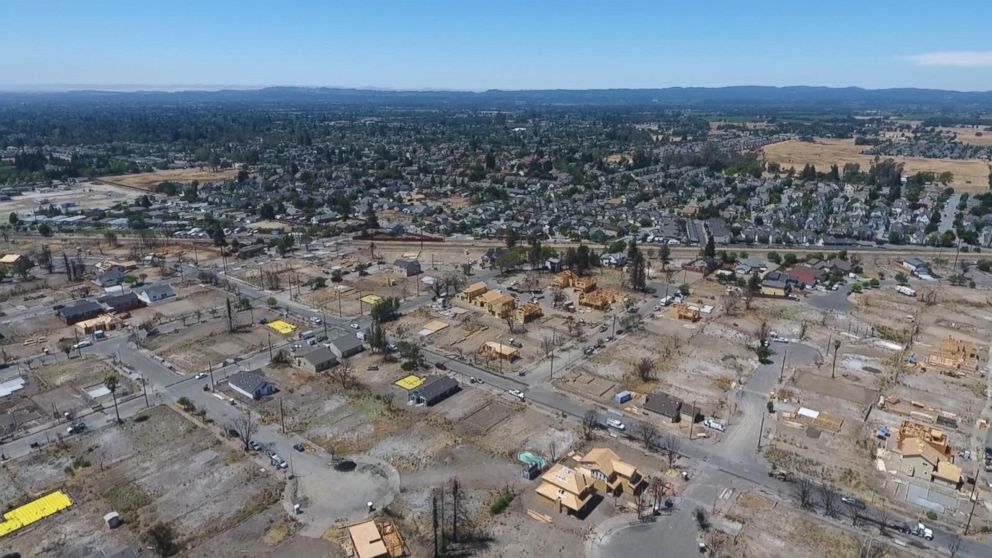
58;300;104;324
643;392;684;422
229;369;276;400
409;376;460;406
328;335;364;359
393;259;422;276
296;346;338;374
134;283;176;304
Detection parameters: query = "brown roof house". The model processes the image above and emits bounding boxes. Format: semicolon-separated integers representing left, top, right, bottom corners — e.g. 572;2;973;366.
898;437;945;480
478;290;515;318
457;281;489;303
535;464;596;517
574;448;646;496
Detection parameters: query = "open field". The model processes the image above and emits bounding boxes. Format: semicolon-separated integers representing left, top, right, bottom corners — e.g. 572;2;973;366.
939;125;992;146
98;168;239;191
0;181;141;220
762;138;991;191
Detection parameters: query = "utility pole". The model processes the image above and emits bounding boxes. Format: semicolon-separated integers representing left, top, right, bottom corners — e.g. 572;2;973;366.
432;489;439;558
280;399;286;433
142;376;149;407
688;400;695;440
268;332;273;359
208;362;215;390
756;411;766;451
337;291;343;318
779;348;788;383
965;464;980;535
323;314;327;338
549;349;554;380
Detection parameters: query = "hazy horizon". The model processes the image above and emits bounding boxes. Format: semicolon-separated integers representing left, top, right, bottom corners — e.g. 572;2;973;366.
4;1;992;91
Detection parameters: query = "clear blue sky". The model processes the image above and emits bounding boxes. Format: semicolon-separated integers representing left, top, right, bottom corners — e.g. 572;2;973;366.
2;1;991;91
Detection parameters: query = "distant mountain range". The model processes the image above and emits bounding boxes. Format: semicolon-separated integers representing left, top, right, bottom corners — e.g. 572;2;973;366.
2;85;992;111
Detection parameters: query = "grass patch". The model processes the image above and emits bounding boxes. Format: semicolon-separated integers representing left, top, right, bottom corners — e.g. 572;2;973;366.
489;490;515;515
103;481;153;516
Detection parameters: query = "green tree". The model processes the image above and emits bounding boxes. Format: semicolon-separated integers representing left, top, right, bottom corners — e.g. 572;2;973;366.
8;212;18;226
627;236;646;291
704;235;716;258
38;223;52;236
505;227;519;249
658;243;671;271
767;251;781;264
105;374;121;424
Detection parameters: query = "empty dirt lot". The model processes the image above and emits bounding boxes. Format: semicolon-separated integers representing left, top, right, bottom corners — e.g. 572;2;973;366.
98;168;239;191
762;138;991;191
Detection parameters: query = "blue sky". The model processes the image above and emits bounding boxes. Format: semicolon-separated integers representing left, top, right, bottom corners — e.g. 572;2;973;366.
2;1;991;91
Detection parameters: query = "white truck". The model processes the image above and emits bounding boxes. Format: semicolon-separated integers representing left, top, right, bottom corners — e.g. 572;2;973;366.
894;285;916;297
899;522;933;540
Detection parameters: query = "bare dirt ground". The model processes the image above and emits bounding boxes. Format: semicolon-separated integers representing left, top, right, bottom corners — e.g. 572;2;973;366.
730;491;916;558
762;138;991;191
0;181;141;220
1;405;284;557
98;168;238;191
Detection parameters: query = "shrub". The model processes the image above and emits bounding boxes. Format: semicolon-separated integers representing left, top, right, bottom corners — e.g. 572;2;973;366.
489;491;515;515
926;510;938;521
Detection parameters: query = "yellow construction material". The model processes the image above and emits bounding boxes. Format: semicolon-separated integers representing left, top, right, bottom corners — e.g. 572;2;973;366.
0;491;73;538
394;375;424;391
361;294;383;306
266;320;296;335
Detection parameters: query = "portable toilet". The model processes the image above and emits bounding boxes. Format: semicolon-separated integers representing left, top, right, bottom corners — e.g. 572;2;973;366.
613;390;633;405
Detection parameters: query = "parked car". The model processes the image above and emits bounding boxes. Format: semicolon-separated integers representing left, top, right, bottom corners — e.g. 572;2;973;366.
270;454;288;469
703;419;725;432
71;340;92;350
293;443;306;452
840;496;866;509
349;323;359;329
310;316;322;324
434;362;447;370
507;389;525;400
66;422;86;434
508;338;523;349
194;372;208;380
249;440;261;452
605;418;626;431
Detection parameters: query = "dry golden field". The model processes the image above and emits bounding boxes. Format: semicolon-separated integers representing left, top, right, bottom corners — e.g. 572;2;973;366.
762;138;991;191
939;125;992;146
98;168;238;191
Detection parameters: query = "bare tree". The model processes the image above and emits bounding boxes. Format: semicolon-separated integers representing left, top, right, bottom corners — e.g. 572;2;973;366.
948;534;963;558
541;335;555;358
230;408;257;452
329;359;355;388
633;357;656;382
757;320;771;344
582;410;598;440
857;536;887;558
796;478;814;510
820;484;839;518
662;432;679;469
637;423;659;451
873;508;891;536
695;506;710;531
721;291;741;315
546;440;559;463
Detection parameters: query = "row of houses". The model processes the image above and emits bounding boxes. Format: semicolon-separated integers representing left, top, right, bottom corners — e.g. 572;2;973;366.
57;284;176;324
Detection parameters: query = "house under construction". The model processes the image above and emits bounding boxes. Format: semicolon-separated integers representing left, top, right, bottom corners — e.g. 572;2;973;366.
579;289;618;311
925;336;980;373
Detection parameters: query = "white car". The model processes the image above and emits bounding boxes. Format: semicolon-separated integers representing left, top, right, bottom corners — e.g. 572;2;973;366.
606;418;626;430
310;317;322;324
507;389;525;400
194;372;208;380
350;323;359;329
71;340;92;350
